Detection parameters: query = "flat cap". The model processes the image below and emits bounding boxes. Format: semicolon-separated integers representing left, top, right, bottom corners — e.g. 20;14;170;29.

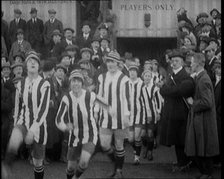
100;36;110;43
65;45;79;52
55;63;67;73
11;62;24;69
80;47;93;55
51;29;62;37
30;8;37;14
78;59;90;65
16;29;24;35
170;49;185;59
14;9;22;14
48;9;56;14
91;36;100;43
180;22;193;31
64;27;75;33
196;12;209;22
13;51;25;60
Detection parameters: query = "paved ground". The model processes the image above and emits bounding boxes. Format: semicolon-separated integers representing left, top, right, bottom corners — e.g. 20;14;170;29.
5;143;221;179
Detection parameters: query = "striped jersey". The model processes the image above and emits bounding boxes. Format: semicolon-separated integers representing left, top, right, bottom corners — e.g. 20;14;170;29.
128;78;145;126
55;89;98;147
14;76;51;145
96;70;130;129
142;80;163;124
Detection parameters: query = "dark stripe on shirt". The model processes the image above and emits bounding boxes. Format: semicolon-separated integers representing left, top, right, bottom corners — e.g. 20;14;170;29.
116;74;124;129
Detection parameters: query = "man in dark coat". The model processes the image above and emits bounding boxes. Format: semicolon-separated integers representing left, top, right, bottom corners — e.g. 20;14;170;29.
76;21;93;49
159;49;195;171
185;53;219;179
43;9;63;53
26;8;44;53
9;9;26;45
1;11;10;53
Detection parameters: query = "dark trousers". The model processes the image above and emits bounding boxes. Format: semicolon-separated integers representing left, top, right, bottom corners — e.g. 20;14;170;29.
175;145;190;166
195;156;213;175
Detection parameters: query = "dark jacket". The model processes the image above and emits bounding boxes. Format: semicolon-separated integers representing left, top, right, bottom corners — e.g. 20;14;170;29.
76;33;93;49
205;56;217;85
159;68;195;146
185;70;219;157
26;18;44;46
9;18;26;44
1;19;10;52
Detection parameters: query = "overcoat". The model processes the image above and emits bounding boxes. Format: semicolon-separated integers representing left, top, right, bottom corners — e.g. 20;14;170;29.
185;70;219;157
9;18;26;44
159;68;194;146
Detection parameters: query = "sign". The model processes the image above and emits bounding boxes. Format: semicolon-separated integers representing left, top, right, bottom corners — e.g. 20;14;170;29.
112;0;221;37
1;0;77;34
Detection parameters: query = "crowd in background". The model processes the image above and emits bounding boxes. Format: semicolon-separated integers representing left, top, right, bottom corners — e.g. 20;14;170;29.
1;5;221;179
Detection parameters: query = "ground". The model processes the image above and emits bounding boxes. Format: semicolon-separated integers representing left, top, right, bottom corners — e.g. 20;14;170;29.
5;143;221;179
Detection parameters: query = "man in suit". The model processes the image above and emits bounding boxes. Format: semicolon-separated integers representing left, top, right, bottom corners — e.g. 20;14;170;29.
43;9;63;54
52;28;76;60
99;36;111;57
9;9;26;45
159;49;195;172
90;36;102;69
204;44;217;85
26;8;44;53
1;11;10;53
122;52;134;77
210;8;220;38
185;53;219;179
9;29;32;63
77;21;92;49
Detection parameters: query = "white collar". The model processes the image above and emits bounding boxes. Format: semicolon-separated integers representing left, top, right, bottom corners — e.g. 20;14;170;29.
18;40;23;44
50;18;55;23
173;66;183;75
83;33;89;38
56;77;62;86
66;38;72;44
209;56;216;65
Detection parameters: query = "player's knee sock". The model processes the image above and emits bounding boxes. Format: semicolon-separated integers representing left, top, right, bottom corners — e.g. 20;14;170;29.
115;149;125;170
4;150;17;167
135;140;142;157
66;168;74;179
34;165;44;179
104;148;115;162
75;165;85;178
146;137;154;152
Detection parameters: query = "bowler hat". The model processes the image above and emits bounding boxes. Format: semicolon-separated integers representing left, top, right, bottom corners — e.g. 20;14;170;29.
210;8;220;16
14;9;22;14
30;8;37;14
82;21;91;28
64;28;75;34
48;9;56;14
196;12;209;23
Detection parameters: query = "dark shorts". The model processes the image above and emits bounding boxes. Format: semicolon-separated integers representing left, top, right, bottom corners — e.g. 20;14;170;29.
67;142;95;161
15;124;45;159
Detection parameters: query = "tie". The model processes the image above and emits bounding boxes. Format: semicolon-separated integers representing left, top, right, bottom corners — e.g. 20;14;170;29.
50;19;53;23
16;19;19;24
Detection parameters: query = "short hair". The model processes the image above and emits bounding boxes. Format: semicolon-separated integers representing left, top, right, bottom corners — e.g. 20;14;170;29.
192;53;205;67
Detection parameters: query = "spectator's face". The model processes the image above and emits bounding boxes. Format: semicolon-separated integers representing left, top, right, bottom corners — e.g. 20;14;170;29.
13;66;23;77
49;13;56;19
206;49;215;60
190;58;198;73
211;11;218;19
64;30;73;40
99;29;108;37
91;41;100;50
31;12;37;18
144;64;152;71
14;13;21;19
152;63;158;72
27;58;39;73
44;69;54;79
53;34;61;43
182;27;189;34
61;57;70;67
106;59;118;73
2;67;11;78
209;41;218;49
198;17;207;24
70;78;82;93
80;62;90;70
214;66;221;76
165;54;171;63
81;51;91;60
129;69;138;80
184;38;192;46
215;18;221;26
55;68;65;80
199;41;208;52
100;40;109;49
171;57;183;70
15;56;23;63
67;50;76;57
118;62;124;70
82;25;90;34
17;33;24;41
143;71;152;85
135;58;140;66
